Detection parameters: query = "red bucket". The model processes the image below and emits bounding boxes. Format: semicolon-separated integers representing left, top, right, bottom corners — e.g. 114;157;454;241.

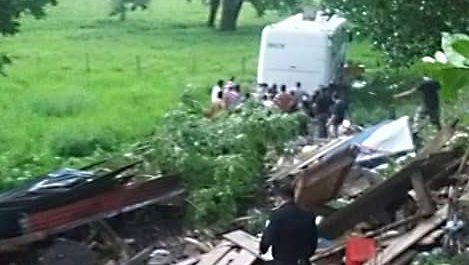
345;236;376;265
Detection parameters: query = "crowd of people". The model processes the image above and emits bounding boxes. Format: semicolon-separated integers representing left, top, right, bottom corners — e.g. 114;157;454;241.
207;77;350;139
257;82;349;139
205;77;252;117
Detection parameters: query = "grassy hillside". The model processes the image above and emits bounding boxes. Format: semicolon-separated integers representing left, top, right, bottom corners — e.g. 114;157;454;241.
0;0;285;184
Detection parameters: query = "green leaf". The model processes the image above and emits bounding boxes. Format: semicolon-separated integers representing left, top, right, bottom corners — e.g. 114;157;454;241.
442;32;469;68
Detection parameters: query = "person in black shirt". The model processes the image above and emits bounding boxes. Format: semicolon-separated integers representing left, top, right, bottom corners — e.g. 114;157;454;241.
328;93;348;138
314;86;334;138
394;76;442;134
260;185;318;265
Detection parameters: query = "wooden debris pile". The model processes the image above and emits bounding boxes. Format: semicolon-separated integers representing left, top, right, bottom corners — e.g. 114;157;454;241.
283;120;469;265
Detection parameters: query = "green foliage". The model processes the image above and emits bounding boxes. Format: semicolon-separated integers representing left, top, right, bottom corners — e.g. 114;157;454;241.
0;0;57;74
0;53;12;76
418;33;469;101
49;126;118;157
322;0;469;66
349;69;419;125
0;0;278;189
30;89;95;117
149;99;302;224
413;253;452;265
0;0;57;35
249;0;319;16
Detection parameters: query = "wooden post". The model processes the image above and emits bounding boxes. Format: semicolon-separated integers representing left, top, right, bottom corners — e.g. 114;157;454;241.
410;170;436;217
241;57;246;75
85;53;90;73
136;55;142;75
36;55;41;72
191;54;196;75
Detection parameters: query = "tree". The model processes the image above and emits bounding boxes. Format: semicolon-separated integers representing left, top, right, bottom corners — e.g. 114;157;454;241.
419;33;469;101
0;0;57;75
110;0;151;21
321;0;469;66
205;0;316;31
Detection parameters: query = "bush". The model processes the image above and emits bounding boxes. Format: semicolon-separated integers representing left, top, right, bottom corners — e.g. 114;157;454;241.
148;99;303;224
30;89;95;117
49;126;118;157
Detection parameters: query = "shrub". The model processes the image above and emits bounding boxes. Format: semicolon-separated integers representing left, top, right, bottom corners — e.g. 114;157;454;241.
30;89;95;117
148;98;303;224
49;126;118;157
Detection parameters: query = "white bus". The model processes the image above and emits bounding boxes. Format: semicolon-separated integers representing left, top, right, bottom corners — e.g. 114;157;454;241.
257;12;348;95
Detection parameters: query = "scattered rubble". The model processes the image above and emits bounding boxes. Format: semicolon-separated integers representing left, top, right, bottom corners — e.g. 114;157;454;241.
0;117;468;265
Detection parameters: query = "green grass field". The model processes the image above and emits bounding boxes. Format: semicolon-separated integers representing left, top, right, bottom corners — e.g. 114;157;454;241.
0;0;418;188
0;0;288;183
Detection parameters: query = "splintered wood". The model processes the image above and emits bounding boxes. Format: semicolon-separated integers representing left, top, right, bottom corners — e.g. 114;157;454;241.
175;231;267;265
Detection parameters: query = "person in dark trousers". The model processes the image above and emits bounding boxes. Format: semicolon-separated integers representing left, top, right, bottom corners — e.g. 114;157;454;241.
314;86;334;138
394;76;442;143
260;185;318;265
328;93;348;138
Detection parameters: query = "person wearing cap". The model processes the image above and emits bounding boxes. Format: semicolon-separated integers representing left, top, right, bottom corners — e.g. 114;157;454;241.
260;184;318;265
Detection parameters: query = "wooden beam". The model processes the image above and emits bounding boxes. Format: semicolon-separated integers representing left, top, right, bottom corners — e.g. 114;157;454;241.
318;152;456;239
410;170;436;216
229;249;257;265
196;241;233;265
223;230;272;261
364;205;448;265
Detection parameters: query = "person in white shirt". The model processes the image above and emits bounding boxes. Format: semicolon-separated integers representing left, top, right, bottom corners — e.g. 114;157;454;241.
262;94;275;108
211;80;224;104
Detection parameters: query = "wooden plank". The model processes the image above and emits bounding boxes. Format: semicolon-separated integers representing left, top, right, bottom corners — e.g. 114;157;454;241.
294;146;357;209
410;170;436;216
364;205;448;265
223;230;272;261
196;241;233;265
417;119;458;159
269;137;351;182
174;257;200;265
230;249;257;265
318;152;456;239
214;249;240;265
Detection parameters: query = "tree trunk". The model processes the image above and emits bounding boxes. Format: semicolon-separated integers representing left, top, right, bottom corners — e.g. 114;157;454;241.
119;9;127;21
207;0;220;27
219;0;243;31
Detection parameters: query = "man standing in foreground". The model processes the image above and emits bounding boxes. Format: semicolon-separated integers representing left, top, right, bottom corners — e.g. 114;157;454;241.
260;185;318;265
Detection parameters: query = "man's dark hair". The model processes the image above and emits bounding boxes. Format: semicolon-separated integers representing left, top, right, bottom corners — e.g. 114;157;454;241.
274;183;295;200
296;82;301;88
217;90;223;99
280;84;287;92
217;80;224;87
234;84;241;92
262;94;268;100
332;92;339;100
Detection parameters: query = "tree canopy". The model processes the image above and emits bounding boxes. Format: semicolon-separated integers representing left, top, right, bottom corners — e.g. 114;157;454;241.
0;0;57;36
0;0;57;75
206;0;317;31
322;0;469;66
